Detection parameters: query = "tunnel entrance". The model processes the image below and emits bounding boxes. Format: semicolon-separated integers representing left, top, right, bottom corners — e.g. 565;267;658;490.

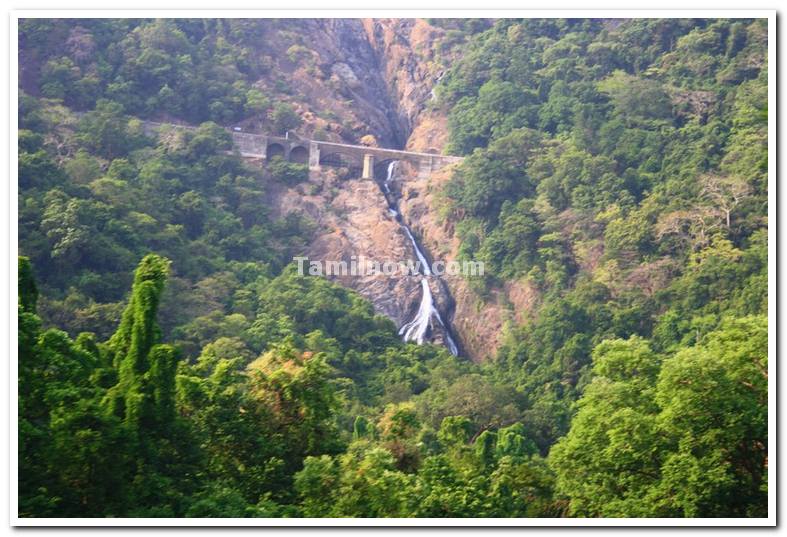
266;143;285;160
290;145;309;164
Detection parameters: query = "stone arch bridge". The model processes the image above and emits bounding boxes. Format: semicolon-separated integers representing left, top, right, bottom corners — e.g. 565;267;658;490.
143;121;464;179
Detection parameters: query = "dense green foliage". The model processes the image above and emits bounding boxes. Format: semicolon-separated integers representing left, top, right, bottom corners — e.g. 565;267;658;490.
18;18;768;518
550;322;767;517
438;18;768;515
20;19;282;124
20;256;558;517
19;95;313;348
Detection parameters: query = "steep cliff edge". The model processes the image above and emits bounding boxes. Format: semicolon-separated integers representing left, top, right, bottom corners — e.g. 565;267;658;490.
235;19;410;147
361;19;444;144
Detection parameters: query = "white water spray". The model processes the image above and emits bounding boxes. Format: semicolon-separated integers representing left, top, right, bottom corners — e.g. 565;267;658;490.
402;227;432;276
382;160;459;356
399;278;435;344
382;161;396;195
398;278;459;355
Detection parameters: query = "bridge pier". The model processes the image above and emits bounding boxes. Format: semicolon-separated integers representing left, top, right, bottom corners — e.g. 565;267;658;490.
417;157;434;179
362;154;375;179
309;142;321;179
309;142;321;170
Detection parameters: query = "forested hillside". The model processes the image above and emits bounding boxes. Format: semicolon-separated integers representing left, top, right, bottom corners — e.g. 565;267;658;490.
18;18;768;518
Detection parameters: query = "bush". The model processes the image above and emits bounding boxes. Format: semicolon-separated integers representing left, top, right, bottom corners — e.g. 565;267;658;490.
267;156;308;186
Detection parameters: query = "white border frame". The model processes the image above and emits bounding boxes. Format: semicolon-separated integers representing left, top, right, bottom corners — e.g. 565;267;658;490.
8;9;777;527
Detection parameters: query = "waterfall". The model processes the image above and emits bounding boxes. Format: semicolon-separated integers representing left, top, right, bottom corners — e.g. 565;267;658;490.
399;278;435;344
381;160;459;356
383;161;396;195
402;226;432;276
398;278;459;355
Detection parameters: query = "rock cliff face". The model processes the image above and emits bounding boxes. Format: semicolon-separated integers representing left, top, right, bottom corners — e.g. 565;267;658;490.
362;18;541;362
361;19;444;144
240;19;413;148
264;163;459;354
258;18;536;361
265;168;421;326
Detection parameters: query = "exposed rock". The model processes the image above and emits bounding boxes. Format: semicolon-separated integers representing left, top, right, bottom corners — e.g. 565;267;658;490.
361;19;446;134
241;19;410;147
330;62;362;89
258;18;535;361
265;167;452;345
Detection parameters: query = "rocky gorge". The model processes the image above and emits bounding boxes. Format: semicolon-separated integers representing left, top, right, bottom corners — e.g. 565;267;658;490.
250;18;536;361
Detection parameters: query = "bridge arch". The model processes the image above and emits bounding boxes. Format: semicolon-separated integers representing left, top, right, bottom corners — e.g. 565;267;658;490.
319;151;363;177
289;145;309;164
373;159;400;181
266;142;286;160
319;151;363;168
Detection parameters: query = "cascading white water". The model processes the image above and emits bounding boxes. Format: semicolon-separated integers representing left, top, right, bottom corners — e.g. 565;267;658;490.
398;278;459;355
399;278;460;355
385;163;399;218
399;278;435;344
383;161;396;194
382;160;459;356
436;310;460;356
402;227;432;276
